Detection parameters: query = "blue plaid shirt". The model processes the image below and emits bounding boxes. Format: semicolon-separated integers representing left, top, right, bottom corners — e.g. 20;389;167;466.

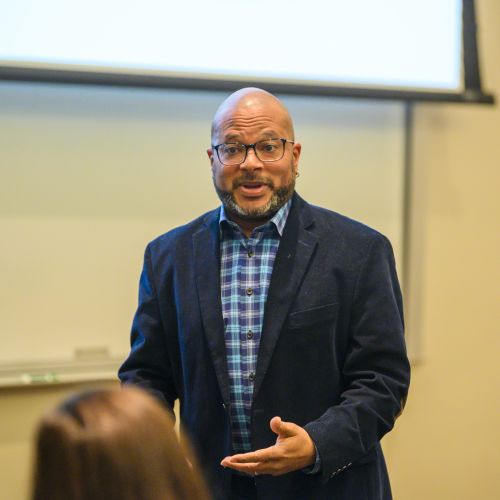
219;200;291;454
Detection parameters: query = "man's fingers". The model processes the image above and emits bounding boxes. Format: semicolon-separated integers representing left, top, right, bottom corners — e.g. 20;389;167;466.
222;461;259;471
221;454;258;466
221;447;275;466
220;446;283;475
220;459;285;477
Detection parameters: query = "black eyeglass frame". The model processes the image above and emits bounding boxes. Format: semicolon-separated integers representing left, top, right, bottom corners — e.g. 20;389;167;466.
212;138;295;166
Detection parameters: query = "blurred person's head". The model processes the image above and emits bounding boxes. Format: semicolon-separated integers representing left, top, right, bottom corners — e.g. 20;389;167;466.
31;386;210;500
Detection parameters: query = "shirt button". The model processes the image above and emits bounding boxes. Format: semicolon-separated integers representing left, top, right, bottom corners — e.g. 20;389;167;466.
246;330;254;340
246;288;253;296
249;372;255;382
248;249;254;258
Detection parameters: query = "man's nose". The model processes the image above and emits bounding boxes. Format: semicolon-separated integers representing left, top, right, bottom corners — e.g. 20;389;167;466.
240;147;263;169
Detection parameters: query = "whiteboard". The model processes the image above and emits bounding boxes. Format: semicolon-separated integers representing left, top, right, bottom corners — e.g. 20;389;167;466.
1;0;462;91
0;83;404;379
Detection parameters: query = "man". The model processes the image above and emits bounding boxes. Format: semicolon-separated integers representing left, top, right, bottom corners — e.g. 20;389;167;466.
119;88;410;499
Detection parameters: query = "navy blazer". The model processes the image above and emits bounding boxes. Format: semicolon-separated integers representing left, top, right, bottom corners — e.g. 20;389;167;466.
119;193;410;499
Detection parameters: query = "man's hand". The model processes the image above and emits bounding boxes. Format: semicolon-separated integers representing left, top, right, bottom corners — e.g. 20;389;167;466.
220;416;316;476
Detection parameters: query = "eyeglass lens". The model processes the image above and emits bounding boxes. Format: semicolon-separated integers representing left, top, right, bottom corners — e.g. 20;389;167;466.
217;139;284;165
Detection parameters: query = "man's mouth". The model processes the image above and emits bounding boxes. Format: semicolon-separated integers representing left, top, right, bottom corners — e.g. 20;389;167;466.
238;182;268;196
234;178;272;188
242;181;264;189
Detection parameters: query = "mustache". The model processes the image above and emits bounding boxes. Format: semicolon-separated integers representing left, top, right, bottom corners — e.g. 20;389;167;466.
232;174;274;189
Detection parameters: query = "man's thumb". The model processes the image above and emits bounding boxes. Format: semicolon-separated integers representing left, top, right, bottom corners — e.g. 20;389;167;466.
270;416;296;437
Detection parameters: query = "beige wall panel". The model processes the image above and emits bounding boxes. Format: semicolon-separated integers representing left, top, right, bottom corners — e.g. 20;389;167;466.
383;1;500;499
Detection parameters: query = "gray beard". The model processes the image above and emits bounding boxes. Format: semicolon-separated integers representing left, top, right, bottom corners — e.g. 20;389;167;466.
214;177;295;221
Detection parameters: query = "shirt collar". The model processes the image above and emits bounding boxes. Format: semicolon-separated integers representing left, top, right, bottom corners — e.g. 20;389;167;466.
219;198;292;237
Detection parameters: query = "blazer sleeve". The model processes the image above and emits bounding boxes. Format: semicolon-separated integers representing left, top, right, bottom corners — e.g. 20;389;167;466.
304;233;410;483
118;243;178;416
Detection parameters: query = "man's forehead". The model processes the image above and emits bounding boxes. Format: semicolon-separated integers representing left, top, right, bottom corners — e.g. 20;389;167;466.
213;104;291;140
222;128;280;142
215;116;286;143
218;98;283;121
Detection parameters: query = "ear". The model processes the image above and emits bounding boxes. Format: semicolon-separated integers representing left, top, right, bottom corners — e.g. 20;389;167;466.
207;148;216;172
292;142;301;173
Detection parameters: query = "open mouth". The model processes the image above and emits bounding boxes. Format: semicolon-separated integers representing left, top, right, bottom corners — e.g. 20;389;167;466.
238;182;268;196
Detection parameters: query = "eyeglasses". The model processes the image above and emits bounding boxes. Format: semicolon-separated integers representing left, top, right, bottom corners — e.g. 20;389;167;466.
212;138;294;166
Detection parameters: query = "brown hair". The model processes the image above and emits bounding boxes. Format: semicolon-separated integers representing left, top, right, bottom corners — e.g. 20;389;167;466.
32;386;210;500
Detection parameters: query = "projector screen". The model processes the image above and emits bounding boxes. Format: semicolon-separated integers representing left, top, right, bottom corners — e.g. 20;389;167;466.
2;0;463;92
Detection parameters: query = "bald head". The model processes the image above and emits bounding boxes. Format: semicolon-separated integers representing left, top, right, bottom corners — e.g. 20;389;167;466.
211;88;295;144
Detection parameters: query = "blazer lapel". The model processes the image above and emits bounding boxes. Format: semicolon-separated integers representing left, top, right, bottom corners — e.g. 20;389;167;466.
193;210;231;407
253;194;317;401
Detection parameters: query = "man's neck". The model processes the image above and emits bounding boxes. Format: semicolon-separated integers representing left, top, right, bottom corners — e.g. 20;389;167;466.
225;212;271;238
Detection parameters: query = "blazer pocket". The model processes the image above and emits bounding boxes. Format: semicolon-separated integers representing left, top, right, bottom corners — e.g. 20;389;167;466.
286;302;339;330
